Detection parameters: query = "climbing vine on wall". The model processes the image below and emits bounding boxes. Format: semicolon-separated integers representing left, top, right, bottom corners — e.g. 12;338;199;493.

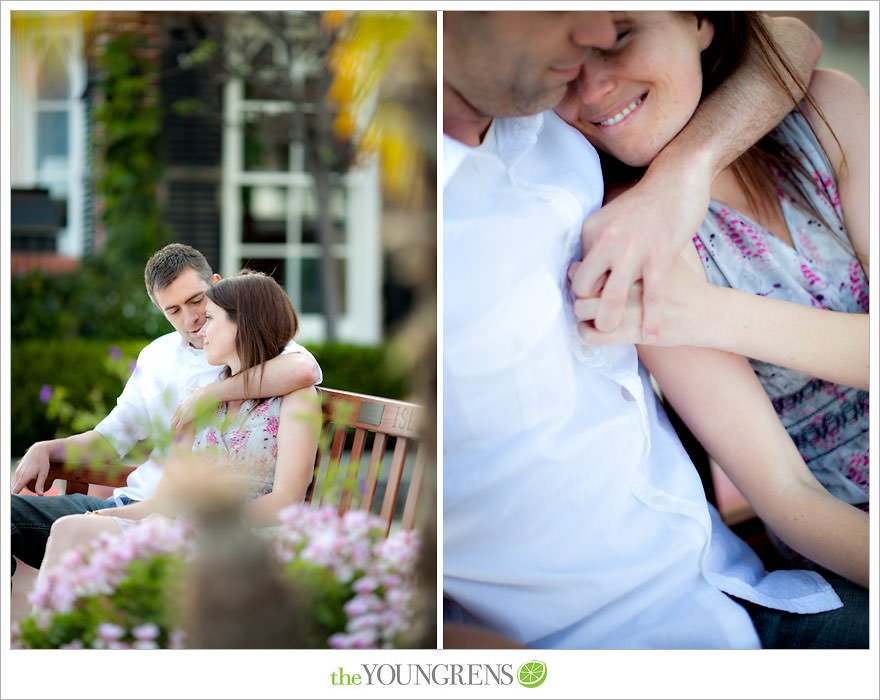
92;31;171;267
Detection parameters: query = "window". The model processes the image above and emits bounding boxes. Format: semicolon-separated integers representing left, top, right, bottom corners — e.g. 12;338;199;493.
220;38;381;344
11;13;87;257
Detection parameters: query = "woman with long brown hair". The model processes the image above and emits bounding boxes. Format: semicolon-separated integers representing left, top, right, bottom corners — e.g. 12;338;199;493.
561;12;868;590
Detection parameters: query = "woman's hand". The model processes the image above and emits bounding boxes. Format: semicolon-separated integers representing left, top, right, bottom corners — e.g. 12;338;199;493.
569;161;712;344
170;386;210;432
570;249;712;348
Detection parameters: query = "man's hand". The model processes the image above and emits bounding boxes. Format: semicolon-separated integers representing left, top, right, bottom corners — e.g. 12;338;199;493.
570;155;712;342
570;249;712;348
12;442;53;495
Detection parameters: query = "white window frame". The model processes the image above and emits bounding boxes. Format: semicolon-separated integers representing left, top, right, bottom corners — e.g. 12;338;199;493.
221;76;381;344
10;12;87;257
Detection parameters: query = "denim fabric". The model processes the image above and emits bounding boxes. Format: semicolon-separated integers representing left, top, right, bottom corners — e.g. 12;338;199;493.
739;574;868;649
443;595;483;626
445;580;868;649
11;493;121;573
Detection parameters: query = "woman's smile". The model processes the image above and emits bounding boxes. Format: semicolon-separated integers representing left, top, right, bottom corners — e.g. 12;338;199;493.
591;92;647;128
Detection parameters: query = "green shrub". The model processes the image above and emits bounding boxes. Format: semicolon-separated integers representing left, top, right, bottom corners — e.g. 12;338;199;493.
11;339;151;458
11;260;166;342
311;342;412;402
11;339;413;459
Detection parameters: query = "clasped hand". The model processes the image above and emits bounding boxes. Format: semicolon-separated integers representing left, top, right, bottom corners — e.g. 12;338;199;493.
568;149;713;342
569;250;709;348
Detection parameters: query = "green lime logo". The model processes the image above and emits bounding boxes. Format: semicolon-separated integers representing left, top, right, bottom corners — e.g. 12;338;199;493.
517;660;547;688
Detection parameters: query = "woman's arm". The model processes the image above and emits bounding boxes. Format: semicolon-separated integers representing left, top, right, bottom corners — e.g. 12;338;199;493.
573;245;869;390
639;341;868;587
802;68;869;276
243;386;320;528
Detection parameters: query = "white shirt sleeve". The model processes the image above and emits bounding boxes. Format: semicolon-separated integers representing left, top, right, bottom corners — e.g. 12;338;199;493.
94;340;169;458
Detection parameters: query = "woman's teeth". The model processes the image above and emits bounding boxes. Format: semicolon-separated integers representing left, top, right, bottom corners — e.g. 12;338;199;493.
595;95;644;127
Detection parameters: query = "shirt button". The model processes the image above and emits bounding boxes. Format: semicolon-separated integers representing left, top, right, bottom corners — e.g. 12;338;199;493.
620;386;636;401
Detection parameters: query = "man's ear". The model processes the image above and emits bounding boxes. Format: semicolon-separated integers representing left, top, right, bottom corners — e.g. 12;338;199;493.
212;273;221;283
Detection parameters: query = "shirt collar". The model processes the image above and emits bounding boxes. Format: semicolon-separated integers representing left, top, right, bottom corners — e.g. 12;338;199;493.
443;112;546;189
442;133;473;188
175;331;204;355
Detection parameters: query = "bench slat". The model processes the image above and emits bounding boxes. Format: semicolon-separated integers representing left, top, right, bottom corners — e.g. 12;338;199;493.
33;387;425;534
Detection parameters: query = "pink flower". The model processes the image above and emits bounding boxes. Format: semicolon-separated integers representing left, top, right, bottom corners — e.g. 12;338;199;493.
96;622;125;641
133;640;159;650
132;623;160;641
347;629;379;649
50;580;76;614
169;629;187;649
347;612;381;633
60;548;85;569
328;633;352;649
381;573;402;589
352;576;379;594
344;593;383;618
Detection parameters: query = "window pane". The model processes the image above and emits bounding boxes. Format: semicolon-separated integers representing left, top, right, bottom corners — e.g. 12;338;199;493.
241;186;286;244
240;257;285;285
243;113;292;171
300;256;346;315
242;42;284;101
37;111;68;170
38;44;68;99
300;184;347;245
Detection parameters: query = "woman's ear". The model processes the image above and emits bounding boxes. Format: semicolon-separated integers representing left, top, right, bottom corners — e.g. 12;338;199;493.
696;16;715;52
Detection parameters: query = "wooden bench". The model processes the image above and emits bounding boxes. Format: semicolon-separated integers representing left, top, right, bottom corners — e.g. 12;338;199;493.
36;388;427;535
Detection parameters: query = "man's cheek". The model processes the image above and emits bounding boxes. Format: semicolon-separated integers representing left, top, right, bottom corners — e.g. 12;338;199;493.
554;80;582;123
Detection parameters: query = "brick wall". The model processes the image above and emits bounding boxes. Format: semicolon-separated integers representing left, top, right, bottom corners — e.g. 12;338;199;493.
11;252;80;275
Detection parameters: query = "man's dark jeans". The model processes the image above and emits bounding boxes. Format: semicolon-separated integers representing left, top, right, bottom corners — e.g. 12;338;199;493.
444;575;869;649
11;493;127;574
735;573;868;649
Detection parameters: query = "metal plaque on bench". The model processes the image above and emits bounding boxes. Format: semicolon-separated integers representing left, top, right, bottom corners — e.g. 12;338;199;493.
357;401;384;426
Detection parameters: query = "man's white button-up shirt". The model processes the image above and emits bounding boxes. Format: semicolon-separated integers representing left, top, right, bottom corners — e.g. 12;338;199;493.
442;111;840;649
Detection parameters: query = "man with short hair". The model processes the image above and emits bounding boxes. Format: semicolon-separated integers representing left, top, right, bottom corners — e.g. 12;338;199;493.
443;11;863;648
11;243;321;575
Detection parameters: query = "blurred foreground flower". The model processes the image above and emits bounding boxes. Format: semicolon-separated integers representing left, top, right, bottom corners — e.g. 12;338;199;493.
14;516;193;649
325;11;435;206
275;503;420;649
14;504;420;649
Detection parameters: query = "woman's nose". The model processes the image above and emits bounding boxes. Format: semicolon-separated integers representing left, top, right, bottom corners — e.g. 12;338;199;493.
578;55;616;106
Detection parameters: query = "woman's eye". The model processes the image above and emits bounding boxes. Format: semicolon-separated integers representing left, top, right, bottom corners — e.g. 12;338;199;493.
614;28;631;43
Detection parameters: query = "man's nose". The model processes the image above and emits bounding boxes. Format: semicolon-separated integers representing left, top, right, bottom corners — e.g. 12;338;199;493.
569;12;616;51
